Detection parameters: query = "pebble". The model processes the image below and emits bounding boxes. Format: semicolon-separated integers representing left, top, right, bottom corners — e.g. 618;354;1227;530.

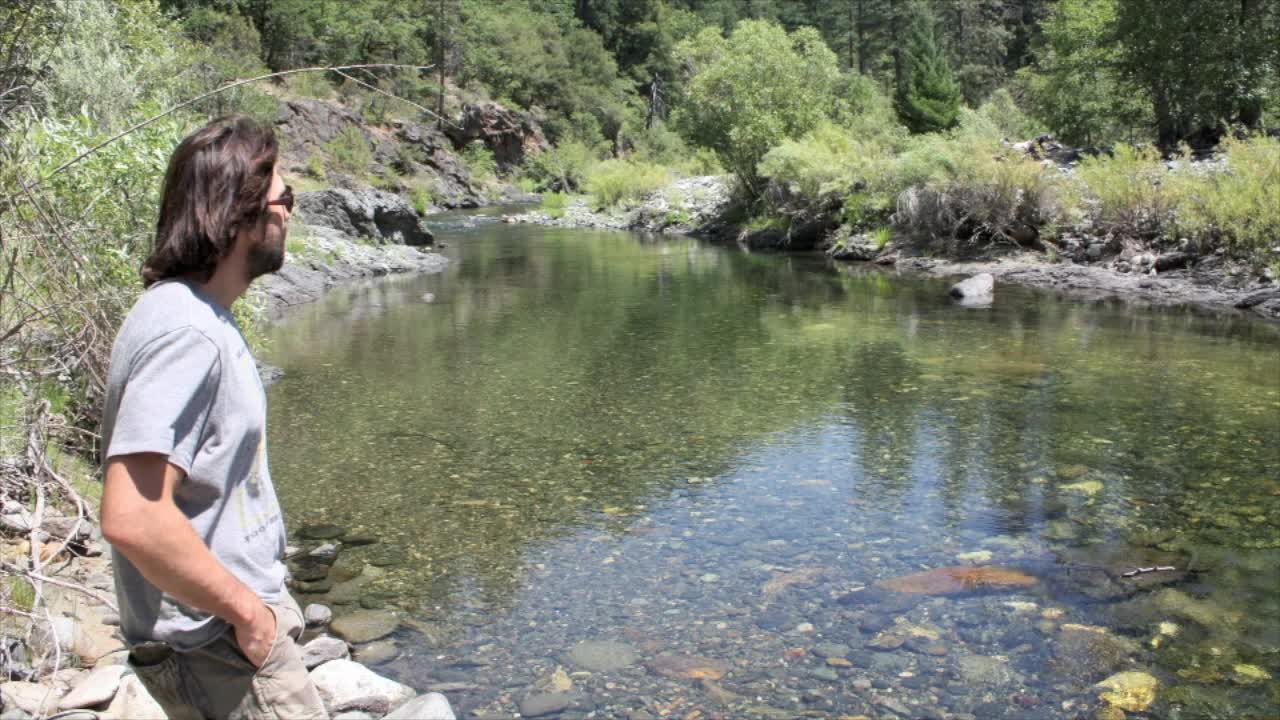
354;639;399;666
302;635;350;670
330;609;399;644
568;640;638;672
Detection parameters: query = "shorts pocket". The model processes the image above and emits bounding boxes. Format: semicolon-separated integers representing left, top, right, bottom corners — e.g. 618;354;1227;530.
130;649;191;713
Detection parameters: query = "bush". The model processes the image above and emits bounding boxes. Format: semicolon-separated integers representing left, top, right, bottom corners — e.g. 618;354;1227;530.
584;160;670;208
462;142;498;182
541;192;570;218
324;127;373;176
526;141;600;191
1064;143;1171;238
410;182;439;215
1169;136;1280;259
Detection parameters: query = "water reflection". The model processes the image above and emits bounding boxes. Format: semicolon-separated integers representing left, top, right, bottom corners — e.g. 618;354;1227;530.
266;217;1279;718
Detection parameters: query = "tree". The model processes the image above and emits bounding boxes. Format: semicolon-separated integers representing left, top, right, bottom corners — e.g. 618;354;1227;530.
671;19;843;194
1113;0;1280;148
894;10;961;133
1017;0;1149;146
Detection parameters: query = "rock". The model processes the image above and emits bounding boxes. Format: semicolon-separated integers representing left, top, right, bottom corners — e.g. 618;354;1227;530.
305;603;333;627
342;534;379;548
1051;624;1137;683
354;639;399;666
949;273;994;303
1231;664;1271;684
330;610;399;644
1095;671;1158;712
956;550;993;564
384;693;457;720
956;655;1023;687
57;664;126;710
296;189;434;247
0;682;65;716
444;101;549;172
568;640;638;672
302;635;351;670
309;543;340;564
333;713;377;720
103;674;167;719
874;566;1037;595
1155;252;1192;272
518;692;572;718
289;560;331;582
1061;479;1104;496
310;660;416;714
297;523;347;541
646;654;731;680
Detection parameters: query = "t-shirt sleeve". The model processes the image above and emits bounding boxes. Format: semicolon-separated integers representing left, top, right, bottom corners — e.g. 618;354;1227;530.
105;326;221;474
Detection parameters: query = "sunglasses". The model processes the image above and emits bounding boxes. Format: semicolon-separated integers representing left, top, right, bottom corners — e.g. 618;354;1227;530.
266;185;294;213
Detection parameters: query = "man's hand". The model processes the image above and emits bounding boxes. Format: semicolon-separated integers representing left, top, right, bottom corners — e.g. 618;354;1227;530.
234;601;277;667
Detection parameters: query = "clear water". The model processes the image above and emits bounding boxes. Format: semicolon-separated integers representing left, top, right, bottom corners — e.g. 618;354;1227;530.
266;208;1280;719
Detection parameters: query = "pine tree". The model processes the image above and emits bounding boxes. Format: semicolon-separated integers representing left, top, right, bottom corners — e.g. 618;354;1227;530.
894;11;962;133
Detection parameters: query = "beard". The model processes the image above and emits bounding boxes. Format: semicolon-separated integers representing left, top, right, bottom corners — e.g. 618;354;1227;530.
245;221;286;281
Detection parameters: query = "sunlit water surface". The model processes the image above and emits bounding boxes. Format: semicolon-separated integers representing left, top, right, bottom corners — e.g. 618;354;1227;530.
266;209;1280;719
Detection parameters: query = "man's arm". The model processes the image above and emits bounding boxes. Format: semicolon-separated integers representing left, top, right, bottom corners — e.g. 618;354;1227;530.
101;453;275;665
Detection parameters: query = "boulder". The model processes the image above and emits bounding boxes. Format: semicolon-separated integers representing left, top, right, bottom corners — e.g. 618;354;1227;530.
950;273;995;303
384;693;457;720
310;660;416;714
103;674;166;719
330;609;399;644
444;102;549;172
304;603;333;627
395;123;484;209
0;681;65;716
301;635;350;670
57;664;126;710
296;189;434;246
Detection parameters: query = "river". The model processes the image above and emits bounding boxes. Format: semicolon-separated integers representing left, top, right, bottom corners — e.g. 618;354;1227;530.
264;208;1280;719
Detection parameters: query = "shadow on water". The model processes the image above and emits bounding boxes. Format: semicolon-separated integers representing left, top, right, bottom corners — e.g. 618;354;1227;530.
266;217;1280;719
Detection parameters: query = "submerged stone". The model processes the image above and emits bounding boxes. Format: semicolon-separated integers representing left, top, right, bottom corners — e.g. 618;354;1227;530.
1095;671;1158;712
874;566;1037;595
568;640;638;672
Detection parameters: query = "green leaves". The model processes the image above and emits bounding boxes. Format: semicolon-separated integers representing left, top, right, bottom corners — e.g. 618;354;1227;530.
893;10;961;134
672;20;843;195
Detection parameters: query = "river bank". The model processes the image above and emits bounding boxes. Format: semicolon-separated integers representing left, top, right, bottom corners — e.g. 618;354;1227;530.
508;178;1280;324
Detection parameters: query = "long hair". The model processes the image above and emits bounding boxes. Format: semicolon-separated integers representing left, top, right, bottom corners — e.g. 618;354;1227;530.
142;115;278;287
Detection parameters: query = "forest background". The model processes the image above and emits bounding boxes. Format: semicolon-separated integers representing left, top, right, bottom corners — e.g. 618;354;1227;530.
0;0;1278;575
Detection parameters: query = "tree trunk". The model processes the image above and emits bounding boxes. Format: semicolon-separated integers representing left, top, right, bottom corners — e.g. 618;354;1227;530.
856;0;868;75
435;0;447;128
891;0;905;91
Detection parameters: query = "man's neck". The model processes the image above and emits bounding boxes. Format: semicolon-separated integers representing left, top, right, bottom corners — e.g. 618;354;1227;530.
197;260;249;312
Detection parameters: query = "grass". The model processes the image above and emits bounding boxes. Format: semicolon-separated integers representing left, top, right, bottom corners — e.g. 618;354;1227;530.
870;226;893;249
584;160;670;209
541;192;570;218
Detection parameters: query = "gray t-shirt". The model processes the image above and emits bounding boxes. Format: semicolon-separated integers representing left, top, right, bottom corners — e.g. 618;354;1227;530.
101;279;287;651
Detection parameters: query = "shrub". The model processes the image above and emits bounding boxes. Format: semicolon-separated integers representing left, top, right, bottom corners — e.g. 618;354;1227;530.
871;226;893;249
1168;135;1280;259
324;127;373;176
526;141;600;192
410;183;438;216
305;154;327;181
541;192;570;218
584;160;670;208
462;142;498;182
286;70;333;99
1064;143;1171;238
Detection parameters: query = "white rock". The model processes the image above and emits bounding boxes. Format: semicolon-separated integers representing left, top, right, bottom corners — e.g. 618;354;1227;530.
304;603;333;627
302;635;350;670
309;543;340;562
384;693;457;720
310;659;415;713
949;273;995;303
102;674;166;719
58;664;127;710
0;681;65;715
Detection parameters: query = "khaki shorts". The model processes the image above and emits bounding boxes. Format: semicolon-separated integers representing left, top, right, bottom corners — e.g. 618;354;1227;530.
129;594;328;720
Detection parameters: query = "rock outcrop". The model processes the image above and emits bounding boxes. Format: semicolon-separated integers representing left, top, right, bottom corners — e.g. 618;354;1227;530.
295;188;434;246
445;101;548;172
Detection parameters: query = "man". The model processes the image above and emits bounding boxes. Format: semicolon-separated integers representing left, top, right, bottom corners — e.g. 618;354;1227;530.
99;115;327;719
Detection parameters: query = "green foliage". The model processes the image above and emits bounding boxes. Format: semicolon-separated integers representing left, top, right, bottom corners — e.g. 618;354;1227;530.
1064;143;1170;237
305;154;327;181
38;0;195;131
584;159;670;208
870;226;893;249
462;142;498;182
4;577;37;613
525;141;601;192
1165;137;1280;260
180;5;278;120
1016;0;1150;146
672;20;843;194
324;127;373;176
285;71;334;99
541;191;570;218
894;11;962;134
410;182;439;216
974;88;1046;142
